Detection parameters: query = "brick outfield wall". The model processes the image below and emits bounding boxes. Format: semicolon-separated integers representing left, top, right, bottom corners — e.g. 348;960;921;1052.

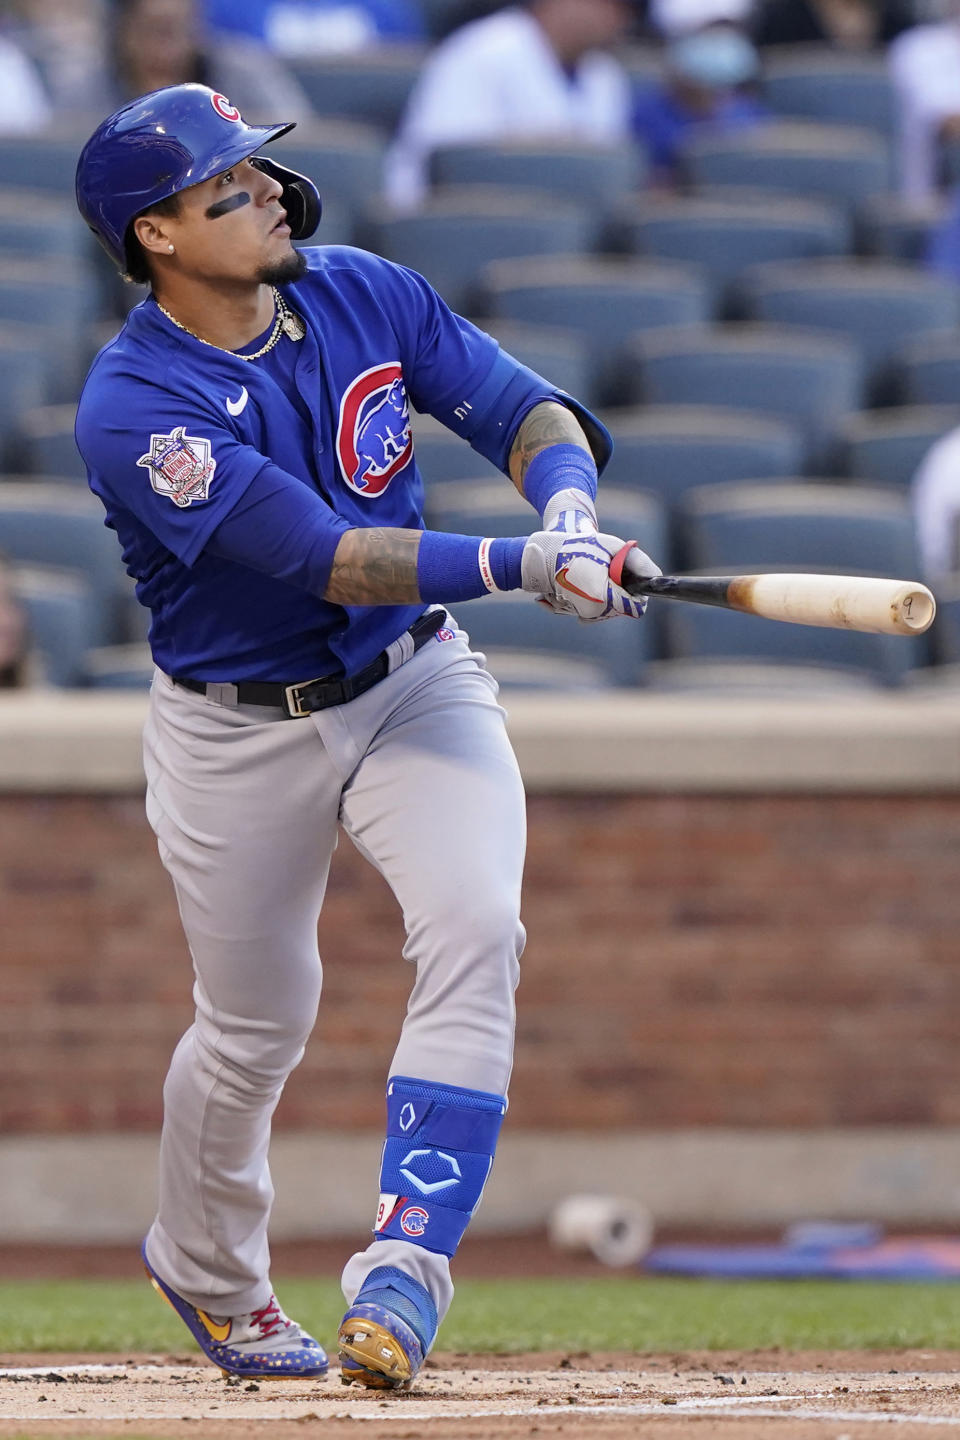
2;792;959;1135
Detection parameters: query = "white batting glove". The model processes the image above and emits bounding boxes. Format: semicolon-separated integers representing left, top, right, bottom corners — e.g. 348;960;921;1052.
520;530;661;621
541;486;598;535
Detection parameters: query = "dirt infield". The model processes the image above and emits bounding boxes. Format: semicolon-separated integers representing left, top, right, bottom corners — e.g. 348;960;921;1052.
3;1350;960;1438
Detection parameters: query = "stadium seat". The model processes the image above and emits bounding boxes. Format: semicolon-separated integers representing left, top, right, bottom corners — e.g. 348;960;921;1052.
660;599;916;685
412;412;503;485
679;120;891;209
599;405;804;551
924;575;960;665
0;134;84;193
82;643;155;690
0;484;126;646
626;323;862;470
0;258;99;400
857;194;946;264
430;139;646;210
18;404;85;481
446;589;653;686
0;189;89;259
371;188;596;313
641;656;885;693
479;321;595;408
288;45;427;131
269;120;387;217
425;479;668;553
609;192;849;315
0;326;50;460
681;480;921;577
482;256;711;405
896;332;960;405
11;564;98;688
761;46;896;138
835;405;960;488
738;258;960;400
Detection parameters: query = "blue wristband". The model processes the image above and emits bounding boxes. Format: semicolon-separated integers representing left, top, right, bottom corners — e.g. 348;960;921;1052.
522;444;598;519
417;531;525;602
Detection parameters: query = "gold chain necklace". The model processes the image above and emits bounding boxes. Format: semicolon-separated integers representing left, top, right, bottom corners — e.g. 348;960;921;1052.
156;286;305;360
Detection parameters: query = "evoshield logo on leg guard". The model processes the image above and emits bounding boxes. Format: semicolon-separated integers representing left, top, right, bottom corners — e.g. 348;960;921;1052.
400;1148;462;1195
336;363;413;497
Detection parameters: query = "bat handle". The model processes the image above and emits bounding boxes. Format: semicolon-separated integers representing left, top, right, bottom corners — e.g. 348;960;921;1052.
619;547;673;599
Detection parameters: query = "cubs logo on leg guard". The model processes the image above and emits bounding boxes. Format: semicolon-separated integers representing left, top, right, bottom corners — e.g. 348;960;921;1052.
373;1076;506;1257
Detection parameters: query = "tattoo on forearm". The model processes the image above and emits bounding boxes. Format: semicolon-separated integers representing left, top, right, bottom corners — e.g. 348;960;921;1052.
325;528;423;605
508;401;592;493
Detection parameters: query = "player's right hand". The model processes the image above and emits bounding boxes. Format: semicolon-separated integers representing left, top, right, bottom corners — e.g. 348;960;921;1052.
520;530;660;621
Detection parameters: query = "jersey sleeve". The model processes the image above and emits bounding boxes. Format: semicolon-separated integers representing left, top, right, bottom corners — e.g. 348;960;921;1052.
355;253;613;475
75;372;274;568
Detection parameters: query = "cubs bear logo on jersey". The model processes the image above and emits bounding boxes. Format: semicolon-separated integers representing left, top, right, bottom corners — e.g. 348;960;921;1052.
137;426;216;508
336;362;413;497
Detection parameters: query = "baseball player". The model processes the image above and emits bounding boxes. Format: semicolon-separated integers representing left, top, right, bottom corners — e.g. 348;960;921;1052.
73;84;660;1390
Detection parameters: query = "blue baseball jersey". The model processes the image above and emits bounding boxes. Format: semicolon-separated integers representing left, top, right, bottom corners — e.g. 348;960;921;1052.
75;245;609;682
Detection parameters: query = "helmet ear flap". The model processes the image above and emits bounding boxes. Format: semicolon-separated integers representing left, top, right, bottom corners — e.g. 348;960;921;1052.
250;155;321;240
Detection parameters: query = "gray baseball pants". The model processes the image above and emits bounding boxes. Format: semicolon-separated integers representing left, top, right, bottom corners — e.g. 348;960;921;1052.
140;619;526;1325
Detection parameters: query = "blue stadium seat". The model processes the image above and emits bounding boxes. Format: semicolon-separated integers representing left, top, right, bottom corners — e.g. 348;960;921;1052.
924;576;960;665
627;323;862;470
18;404;85;481
0;189;89;259
896;333;960;405
600;405;804;559
11;564;98;687
372;188;595;313
680;120;891;209
412;412;502;485
424;480;668;554
761;47;896;138
0;258;99;400
611;192;849;314
857;194;946;264
681;480;921;576
458;645;615;692
0;326;49;460
482;255;711;405
479;321;595;408
739;258;960;400
0;134;84;193
835;406;960;488
430;139;646;210
0;484;125;646
269;120;387;218
289;45;427;131
447;590;652;686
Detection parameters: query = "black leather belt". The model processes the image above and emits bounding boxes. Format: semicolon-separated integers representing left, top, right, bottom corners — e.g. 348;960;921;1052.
173;610;446;718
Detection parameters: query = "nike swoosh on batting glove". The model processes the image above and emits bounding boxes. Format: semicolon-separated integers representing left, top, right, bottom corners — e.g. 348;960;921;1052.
520;530;660;621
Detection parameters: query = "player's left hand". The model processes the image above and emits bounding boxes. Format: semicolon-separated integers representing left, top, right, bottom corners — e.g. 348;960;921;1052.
521;529;662;621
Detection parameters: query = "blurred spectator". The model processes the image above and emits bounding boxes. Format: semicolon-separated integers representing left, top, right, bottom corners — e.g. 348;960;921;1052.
10;0;109;122
0;556;32;689
99;0;314;124
633;21;766;182
201;0;425;53
911;424;960;580
889;7;960;201
650;0;754;37
0;8;51;132
385;0;637;210
753;0;912;49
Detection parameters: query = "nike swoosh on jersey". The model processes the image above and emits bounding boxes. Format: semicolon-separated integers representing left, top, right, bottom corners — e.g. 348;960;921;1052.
225;386;249;416
196;1309;232;1343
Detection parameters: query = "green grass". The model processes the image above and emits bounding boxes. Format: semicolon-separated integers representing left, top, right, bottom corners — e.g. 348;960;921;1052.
2;1276;960;1355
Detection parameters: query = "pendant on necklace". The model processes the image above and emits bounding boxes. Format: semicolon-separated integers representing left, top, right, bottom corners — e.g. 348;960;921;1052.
281;309;306;342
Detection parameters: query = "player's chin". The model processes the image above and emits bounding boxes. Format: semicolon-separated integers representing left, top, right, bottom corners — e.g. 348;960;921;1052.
256;246;308;286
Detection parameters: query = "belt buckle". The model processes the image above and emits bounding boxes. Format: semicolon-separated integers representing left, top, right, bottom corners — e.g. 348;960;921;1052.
283;681;313;719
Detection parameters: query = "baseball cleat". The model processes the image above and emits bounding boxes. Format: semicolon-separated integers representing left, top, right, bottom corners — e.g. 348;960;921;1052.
337;1265;437;1390
142;1241;328;1379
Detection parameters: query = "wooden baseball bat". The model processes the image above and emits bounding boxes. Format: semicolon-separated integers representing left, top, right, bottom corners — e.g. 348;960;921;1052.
619;558;936;636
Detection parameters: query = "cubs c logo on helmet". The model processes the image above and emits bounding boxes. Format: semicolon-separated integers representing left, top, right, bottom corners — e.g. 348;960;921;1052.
336;362;413;498
211;92;241;122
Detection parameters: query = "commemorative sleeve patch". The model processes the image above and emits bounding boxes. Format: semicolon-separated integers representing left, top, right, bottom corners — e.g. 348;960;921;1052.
137;426;216;508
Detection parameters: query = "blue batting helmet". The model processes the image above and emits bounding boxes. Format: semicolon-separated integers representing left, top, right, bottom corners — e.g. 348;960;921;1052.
75;83;322;271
